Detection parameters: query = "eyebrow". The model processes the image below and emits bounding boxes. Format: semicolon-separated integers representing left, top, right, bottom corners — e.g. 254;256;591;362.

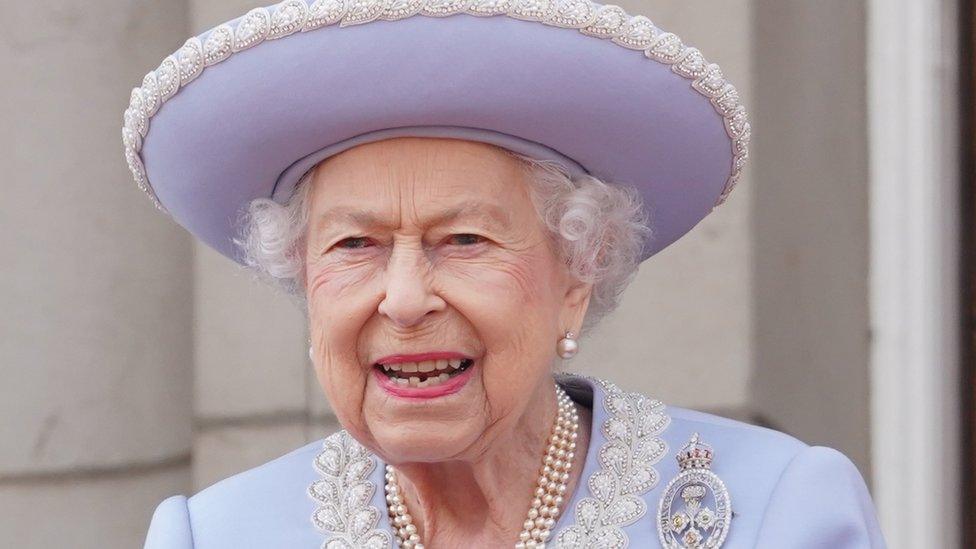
315;200;513;233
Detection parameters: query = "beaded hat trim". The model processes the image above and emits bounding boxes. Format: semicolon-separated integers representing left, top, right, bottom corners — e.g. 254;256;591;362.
120;0;750;215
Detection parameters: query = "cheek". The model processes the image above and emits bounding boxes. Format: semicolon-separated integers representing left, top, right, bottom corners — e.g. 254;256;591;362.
438;250;550;315
437;251;561;406
307;260;382;428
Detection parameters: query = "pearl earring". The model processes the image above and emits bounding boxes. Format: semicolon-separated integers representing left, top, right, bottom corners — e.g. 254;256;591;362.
557;330;579;359
308;345;314;361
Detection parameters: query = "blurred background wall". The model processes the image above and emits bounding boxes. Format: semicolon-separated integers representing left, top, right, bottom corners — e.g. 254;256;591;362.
0;0;883;547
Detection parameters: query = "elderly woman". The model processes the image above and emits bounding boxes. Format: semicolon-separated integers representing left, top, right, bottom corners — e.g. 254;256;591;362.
125;1;886;547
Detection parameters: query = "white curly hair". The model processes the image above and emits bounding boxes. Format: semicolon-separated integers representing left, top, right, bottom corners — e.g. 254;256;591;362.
234;149;651;332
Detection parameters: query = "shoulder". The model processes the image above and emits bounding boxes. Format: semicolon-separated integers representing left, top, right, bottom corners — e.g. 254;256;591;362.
661;407;886;548
665;405;809;484
144;439;327;549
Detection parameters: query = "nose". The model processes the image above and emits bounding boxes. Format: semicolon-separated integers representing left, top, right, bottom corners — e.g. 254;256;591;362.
377;241;446;328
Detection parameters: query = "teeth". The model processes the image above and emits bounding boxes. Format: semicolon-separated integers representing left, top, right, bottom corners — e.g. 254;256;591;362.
379;358;474;389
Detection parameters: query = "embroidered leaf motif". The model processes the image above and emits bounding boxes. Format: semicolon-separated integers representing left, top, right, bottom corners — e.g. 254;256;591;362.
552;377;669;549
599;442;629;477
601;494;643;526
343;458;371;485
591;527;627;549
555;525;587;546
342;481;373;514
362;532;392;549
309;478;340;504
576;498;601;531
604;416;631;442
309;431;392;548
349;507;380;538
313;504;344;531
588;470;618;503
620;462;657;496
316;446;343;478
323;539;354;549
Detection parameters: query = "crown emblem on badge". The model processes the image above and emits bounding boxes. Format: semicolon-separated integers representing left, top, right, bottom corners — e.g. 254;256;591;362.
676;433;714;470
657;433;733;548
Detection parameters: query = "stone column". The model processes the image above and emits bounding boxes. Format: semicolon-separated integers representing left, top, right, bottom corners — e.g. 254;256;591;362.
751;0;872;479
0;1;194;547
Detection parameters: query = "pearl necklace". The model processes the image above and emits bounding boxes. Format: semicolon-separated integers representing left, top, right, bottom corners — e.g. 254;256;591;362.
384;383;580;549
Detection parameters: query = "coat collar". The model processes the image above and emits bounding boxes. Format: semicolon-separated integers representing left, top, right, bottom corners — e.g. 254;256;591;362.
307;374;671;548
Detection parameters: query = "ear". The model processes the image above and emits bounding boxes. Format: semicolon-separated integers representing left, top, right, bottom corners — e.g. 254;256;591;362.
559;278;593;335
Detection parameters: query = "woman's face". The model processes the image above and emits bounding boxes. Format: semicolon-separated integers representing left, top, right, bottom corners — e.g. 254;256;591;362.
305;137;591;463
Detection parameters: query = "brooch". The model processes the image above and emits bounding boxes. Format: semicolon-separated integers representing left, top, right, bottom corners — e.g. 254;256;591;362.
657;433;733;548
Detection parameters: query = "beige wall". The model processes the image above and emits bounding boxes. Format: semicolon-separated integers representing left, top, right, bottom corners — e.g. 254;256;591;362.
0;0;873;547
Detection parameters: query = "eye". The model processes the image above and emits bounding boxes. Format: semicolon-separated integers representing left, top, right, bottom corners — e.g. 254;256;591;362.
447;233;486;246
333;236;373;250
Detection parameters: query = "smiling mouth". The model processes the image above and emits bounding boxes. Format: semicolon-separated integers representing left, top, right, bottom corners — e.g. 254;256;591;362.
374;358;474;388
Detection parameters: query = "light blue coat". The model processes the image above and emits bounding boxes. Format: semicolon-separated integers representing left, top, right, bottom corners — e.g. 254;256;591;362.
144;374;886;548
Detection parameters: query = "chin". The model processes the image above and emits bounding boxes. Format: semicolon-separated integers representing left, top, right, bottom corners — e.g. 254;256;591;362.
368;420;483;464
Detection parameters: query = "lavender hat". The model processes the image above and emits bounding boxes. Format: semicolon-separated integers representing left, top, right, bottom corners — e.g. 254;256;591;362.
121;0;750;263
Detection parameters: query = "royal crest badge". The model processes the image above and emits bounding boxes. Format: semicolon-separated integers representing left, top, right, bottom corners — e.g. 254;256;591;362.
657;433;732;548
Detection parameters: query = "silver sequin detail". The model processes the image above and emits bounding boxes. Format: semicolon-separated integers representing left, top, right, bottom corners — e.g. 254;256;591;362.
611;15;658;50
340;0;390;26
381;0;425;21
120;0;751;215
177;38;205;86
155;55;181;102
269;0;310;38
141;72;161;117
233;8;272;52
304;0;349;29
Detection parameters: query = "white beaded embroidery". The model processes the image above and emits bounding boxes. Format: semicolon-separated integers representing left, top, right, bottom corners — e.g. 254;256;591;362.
308;430;393;549
269;0;310;38
552;376;670;549
176;38;205;86
234;8;272;52
120;0;750;215
306;376;671;548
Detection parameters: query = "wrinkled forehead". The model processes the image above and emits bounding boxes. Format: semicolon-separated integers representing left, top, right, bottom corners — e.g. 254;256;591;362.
301;137;552;242
308;137;534;217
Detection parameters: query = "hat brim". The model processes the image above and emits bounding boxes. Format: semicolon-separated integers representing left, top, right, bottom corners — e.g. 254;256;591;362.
124;0;750;264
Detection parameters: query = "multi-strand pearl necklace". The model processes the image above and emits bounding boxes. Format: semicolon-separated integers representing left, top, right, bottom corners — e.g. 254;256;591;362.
384;383;580;549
